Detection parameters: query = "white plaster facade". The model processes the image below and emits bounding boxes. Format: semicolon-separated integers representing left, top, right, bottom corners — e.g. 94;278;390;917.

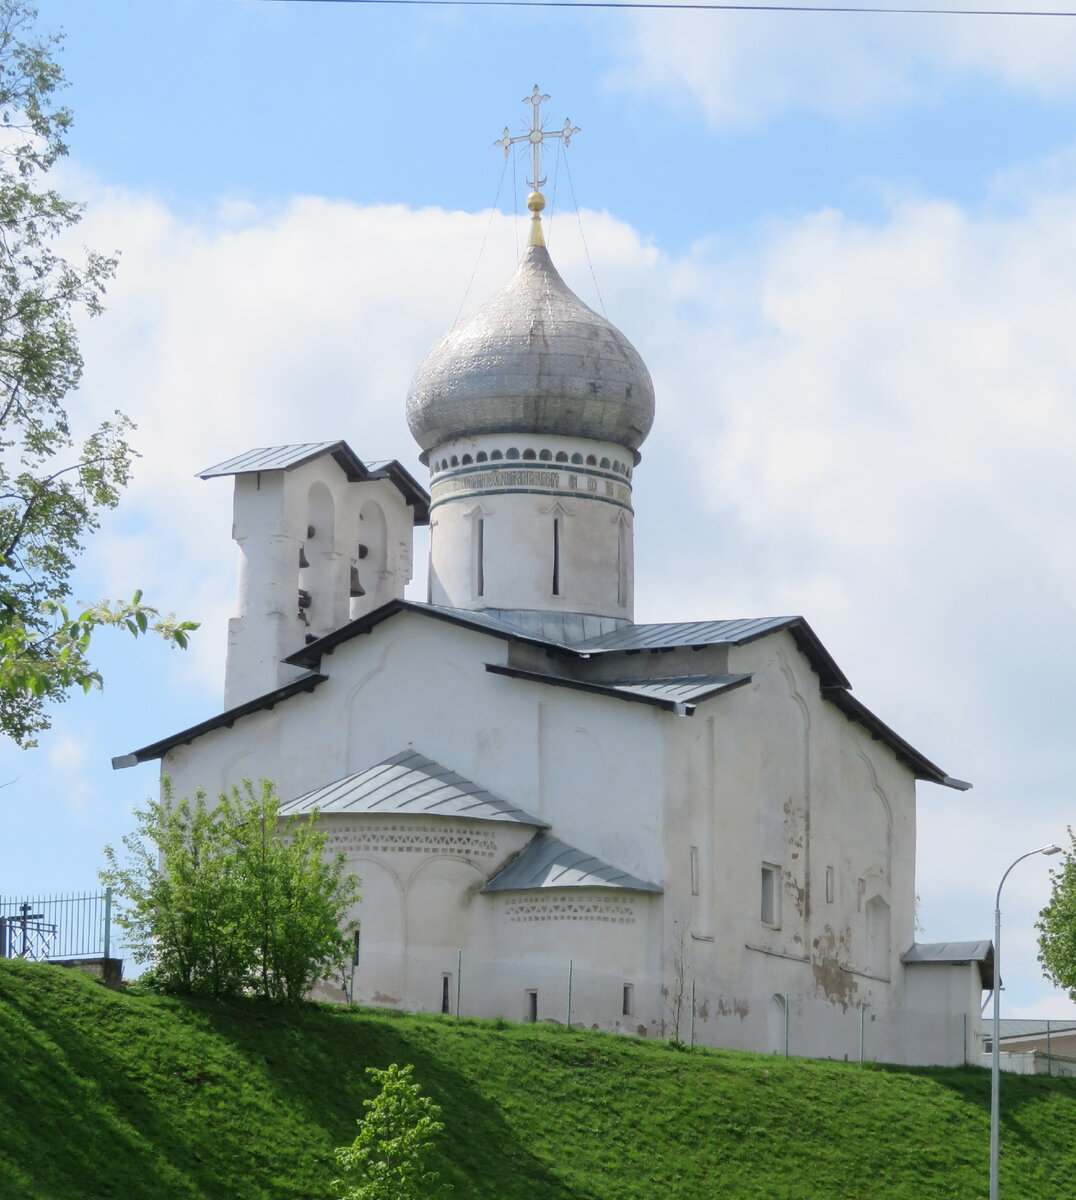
116;227;988;1066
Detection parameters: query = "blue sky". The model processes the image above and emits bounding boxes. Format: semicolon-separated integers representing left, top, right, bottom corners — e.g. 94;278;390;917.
3;0;1076;1018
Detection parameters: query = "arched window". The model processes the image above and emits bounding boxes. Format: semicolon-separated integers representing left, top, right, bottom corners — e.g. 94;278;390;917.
461;454;473;465
555;451;568;463
450;455;459;467
600;457;610;469
539;449;552;462
476;451;488;462
585;454;597;466
571;453;583;465
506;448;520;460
522;448;536;461
491;449;503;461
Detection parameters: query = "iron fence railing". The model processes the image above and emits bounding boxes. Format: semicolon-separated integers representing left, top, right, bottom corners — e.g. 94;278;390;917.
0;889;113;962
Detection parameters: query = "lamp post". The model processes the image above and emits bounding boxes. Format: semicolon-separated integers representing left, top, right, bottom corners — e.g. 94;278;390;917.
989;842;1062;1200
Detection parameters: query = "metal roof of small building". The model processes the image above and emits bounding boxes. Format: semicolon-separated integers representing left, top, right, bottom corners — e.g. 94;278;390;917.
198;441;368;480
483;832;662;894
990;1019;1076;1040
901;940;994;989
277;749;546;826
198;443;431;524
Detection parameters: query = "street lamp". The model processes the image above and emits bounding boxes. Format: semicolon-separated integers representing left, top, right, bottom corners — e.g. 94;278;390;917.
989;842;1062;1200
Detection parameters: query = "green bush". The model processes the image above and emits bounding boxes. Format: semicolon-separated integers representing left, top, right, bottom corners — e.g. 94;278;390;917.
101;778;359;1000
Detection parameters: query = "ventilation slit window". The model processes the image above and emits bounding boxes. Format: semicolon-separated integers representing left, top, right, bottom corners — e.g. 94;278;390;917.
474;516;485;599
552;517;562;596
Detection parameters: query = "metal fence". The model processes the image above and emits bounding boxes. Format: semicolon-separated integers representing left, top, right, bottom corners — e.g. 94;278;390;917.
0;889;114;962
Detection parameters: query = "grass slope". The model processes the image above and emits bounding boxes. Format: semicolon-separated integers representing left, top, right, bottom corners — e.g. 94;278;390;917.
2;959;1075;1199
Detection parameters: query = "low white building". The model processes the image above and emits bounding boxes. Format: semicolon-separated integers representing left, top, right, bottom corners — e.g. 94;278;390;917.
114;173;987;1065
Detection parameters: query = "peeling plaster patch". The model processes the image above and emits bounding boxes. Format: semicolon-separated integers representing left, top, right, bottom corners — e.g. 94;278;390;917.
637;1024;648;1037
371;991;400;1005
734;998;750;1021
811;923;858;1011
698;999;709;1021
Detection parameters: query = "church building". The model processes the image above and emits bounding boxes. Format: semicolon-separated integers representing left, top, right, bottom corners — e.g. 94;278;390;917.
114;92;990;1065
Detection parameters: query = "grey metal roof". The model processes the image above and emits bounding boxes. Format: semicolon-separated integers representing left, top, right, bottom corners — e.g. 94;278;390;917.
485;663;751;714
572;616;851;689
112;672;329;768
198;443;431;525
483;833;662;894
283;601;965;789
481;608;627;644
277;749;546;826
901;940;994;989
406;244;655;456
365;459;431;525
991;1019;1076;1040
198;441;367;480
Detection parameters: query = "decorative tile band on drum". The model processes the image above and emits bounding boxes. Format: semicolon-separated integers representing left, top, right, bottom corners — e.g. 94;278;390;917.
325;821;497;859
504;896;637;923
430;465;633;513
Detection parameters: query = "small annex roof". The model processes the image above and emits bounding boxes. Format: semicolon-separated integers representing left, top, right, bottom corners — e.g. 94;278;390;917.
112;671;328;768
901;940;994;989
990;1019;1076;1040
198;442;430;525
485;664;751;714
277;749;546;827
483;832;662;894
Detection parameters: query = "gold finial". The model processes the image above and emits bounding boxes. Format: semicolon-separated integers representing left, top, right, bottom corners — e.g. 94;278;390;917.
493;86;580;248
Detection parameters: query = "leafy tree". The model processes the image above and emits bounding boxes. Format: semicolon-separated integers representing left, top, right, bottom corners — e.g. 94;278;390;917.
0;1;195;746
101;779;360;1001
1037;826;1076;1002
333;1063;451;1200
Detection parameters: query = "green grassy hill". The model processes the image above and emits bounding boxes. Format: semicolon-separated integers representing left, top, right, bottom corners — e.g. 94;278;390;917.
2;959;1074;1199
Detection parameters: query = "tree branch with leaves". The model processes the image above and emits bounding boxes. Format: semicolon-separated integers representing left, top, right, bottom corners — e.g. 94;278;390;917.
0;1;195;746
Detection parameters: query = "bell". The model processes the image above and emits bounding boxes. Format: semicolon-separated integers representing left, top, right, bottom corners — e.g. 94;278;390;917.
298;546;310;569
350;566;365;598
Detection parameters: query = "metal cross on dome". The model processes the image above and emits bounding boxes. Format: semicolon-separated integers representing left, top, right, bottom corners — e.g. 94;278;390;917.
494;86;580;194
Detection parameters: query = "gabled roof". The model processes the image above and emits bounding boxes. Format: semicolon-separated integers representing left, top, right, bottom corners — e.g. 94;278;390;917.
198;442;430;525
277;749;546;827
483;833;662;894
112;671;328;769
901;940;994;989
485;664;751;714
115;598;966;790
198;441;368;480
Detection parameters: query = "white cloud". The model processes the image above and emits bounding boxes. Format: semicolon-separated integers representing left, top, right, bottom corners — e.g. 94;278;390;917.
608;5;1076;125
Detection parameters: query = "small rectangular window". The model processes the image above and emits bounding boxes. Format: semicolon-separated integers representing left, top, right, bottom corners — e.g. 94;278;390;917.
552;518;562;596
352;929;361;967
825;866;835;904
441;974;451;1015
526;989;538;1023
622;983;634;1017
690;846;700;897
473;517;485;599
761;863;781;928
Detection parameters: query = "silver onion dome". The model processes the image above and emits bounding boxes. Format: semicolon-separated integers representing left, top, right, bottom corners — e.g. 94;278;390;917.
406;244;655;456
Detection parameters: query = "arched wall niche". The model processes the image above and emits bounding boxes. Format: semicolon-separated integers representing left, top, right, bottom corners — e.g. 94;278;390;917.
303;482;337;638
354;499;388;614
